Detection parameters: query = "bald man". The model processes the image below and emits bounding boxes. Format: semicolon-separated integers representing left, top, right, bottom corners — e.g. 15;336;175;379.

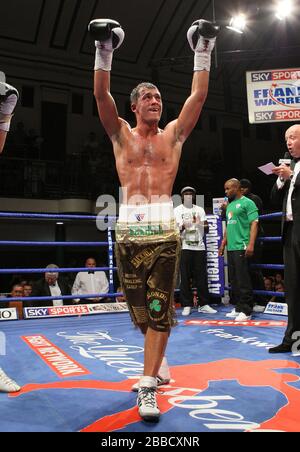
269;124;300;353
219;179;259;321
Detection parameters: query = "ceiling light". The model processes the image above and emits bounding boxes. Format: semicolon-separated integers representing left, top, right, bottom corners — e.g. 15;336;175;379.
226;14;247;34
275;0;293;20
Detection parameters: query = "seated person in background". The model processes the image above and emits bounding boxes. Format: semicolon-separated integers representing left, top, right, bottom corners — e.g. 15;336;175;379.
6;284;24;319
264;277;274;292
72;257;109;304
27;264;71;307
255;278;285;311
269;282;285;304
22;282;33;297
274;272;284;286
9;284;24;298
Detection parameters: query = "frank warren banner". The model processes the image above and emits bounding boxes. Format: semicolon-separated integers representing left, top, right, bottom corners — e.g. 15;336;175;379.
205;215;224;297
246;68;300;124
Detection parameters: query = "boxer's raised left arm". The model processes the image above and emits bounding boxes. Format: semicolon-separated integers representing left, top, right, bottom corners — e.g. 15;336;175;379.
89;19;125;139
171;20;218;143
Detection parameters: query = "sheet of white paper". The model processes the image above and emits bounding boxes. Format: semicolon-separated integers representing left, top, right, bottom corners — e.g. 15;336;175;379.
258;162;276;175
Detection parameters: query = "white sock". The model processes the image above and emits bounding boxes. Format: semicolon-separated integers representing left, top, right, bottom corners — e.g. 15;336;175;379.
158;357;171;380
139;376;157;389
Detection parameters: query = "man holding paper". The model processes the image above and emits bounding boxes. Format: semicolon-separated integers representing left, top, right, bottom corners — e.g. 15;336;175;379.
269;124;300;354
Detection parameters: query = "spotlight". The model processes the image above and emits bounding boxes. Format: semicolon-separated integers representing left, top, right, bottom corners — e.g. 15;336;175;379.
226;14;247;34
275;0;294;20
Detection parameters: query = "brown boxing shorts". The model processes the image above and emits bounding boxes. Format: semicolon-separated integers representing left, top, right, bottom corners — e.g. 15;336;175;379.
115;204;181;332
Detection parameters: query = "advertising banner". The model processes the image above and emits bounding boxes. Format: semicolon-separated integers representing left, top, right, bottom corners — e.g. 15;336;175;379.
246;68;300;124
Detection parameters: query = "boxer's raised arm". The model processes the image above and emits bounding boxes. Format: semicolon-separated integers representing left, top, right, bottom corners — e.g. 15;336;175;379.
173;20;219;143
89;19;124;139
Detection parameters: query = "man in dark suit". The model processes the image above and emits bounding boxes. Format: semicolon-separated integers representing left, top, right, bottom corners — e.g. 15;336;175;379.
26;264;71;307
269;124;300;353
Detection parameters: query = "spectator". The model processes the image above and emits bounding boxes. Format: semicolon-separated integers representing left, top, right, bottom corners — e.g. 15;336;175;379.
275;281;285;293
253;276;275;313
7;284;24;300
275;273;284;286
269;282;285;304
264;277;274;292
22;282;33;297
7;284;24;319
72;257;109;304
27;264;70;307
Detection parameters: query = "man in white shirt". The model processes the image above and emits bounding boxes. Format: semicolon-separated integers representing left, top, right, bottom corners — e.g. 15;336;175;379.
72;257;109;304
270;124;300;354
174;186;217;316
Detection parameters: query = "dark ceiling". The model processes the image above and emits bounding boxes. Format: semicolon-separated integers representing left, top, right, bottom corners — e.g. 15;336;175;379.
0;0;300;94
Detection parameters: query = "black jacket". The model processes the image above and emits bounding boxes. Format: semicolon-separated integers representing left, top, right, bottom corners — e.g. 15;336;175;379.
271;161;300;243
25;278;71;307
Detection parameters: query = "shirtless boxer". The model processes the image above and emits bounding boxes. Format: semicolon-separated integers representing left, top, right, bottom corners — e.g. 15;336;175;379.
89;18;218;421
0;79;20;392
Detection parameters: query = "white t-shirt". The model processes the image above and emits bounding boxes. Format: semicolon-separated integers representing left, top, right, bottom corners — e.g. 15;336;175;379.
174;204;207;251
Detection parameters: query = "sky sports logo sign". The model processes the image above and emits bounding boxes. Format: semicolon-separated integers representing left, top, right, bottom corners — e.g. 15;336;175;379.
254;110;300;122
247;67;300;124
251;69;300;82
24;305;90;319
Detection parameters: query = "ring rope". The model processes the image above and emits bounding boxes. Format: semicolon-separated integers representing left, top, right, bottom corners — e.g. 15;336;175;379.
0;267;117;274
0;212;117;221
0;292;123;304
0;241;112;247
